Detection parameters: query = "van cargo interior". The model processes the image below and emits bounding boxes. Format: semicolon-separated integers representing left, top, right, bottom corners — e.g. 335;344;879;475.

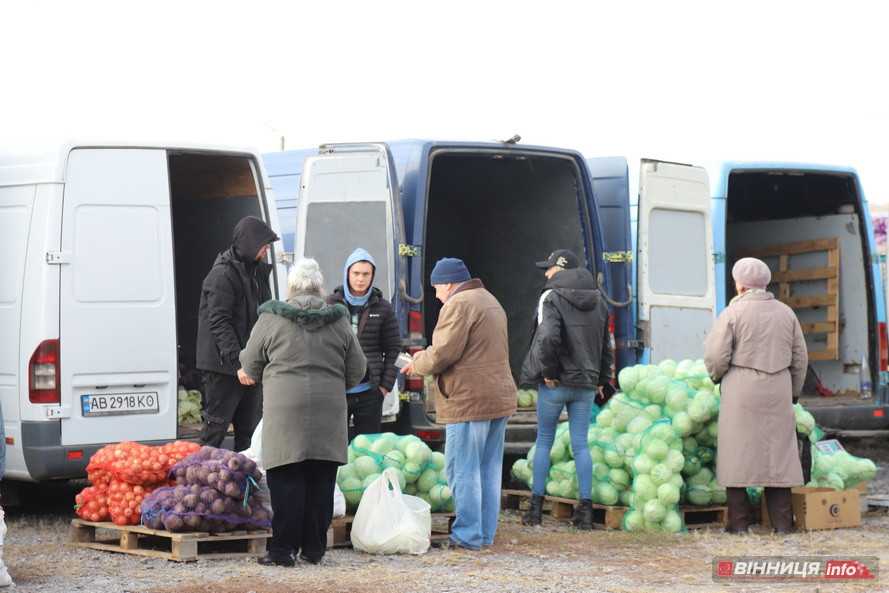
168;152;265;398
725;170;876;396
423;153;592;381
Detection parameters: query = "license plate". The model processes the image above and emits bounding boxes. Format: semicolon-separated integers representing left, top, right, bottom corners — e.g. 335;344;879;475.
81;392;160;417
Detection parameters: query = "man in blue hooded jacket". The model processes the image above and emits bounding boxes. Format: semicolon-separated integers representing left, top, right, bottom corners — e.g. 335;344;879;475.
328;248;401;439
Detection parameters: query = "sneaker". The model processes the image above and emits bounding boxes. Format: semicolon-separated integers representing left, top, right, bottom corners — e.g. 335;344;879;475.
448;536;481;551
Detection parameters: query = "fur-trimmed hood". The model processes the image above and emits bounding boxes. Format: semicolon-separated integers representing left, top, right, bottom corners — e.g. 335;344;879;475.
258;295;347;331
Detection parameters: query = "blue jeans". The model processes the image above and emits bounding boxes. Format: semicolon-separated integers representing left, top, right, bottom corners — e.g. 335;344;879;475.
532;384;595;499
445;416;508;550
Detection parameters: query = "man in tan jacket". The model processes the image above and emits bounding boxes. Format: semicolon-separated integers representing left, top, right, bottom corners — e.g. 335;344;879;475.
401;257;515;550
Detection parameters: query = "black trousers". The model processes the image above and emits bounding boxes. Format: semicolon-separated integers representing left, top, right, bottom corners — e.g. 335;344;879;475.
347;388;383;441
266;460;339;562
200;371;262;451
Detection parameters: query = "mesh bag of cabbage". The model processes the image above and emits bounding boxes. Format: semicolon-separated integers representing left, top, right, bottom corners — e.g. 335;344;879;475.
620;362;723;508
516;388;538;409
339;433;452;512
622;418;687;533
809;444;877;491
676;434;725;506
141;484;271;533
168;446;263;500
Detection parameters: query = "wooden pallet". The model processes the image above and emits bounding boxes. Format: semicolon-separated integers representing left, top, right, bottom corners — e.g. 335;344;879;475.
866;494;889;511
502;489;727;530
327;512;456;548
739;238;840;361
70;519;269;562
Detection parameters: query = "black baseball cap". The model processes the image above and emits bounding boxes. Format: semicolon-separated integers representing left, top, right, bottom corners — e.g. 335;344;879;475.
535;249;580;270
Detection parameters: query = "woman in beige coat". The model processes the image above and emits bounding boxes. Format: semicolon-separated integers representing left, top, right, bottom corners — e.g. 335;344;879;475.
704;257;808;534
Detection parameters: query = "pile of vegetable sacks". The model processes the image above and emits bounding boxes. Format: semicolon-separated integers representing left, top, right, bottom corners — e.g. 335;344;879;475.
75;440;201;525
513;359;880;533
512;359;724;533
141;446;270;533
337;433;453;512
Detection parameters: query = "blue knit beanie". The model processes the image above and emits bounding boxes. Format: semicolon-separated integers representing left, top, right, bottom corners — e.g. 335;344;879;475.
430;257;471;285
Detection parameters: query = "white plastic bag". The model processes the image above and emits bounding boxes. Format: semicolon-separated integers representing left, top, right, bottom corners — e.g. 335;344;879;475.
245;419;346;517
243;419;263;468
382;382;401;417
350;468;431;555
333;483;346;518
0;507;13;587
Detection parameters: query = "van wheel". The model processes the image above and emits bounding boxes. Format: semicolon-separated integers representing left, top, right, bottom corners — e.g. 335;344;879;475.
0;480;26;508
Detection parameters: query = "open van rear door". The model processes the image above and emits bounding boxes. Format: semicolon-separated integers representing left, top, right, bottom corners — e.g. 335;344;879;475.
60;149;177;446
636;160;715;363
295;144;407;304
587;157;636;370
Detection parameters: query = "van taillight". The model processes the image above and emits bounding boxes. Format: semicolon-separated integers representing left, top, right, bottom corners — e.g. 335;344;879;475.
406;311;426;392
408;311;423;336
880;322;888;372
406;346;425;392
29;339;60;404
415;429;444;443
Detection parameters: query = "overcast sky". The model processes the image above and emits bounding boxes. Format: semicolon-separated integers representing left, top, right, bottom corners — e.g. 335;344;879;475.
3;1;887;203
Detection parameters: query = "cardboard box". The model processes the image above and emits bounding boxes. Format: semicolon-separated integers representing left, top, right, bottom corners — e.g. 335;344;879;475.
856;481;870;513
761;487;861;531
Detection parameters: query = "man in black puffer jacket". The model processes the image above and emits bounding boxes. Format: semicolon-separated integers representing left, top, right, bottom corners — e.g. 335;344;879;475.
328;248;401;440
196;216;279;450
520;249;613;530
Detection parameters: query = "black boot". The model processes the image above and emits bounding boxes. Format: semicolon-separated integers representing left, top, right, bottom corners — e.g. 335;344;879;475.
725;487;751;535
573;499;594;531
522;494;544;526
765;487;794;534
258;553;295;567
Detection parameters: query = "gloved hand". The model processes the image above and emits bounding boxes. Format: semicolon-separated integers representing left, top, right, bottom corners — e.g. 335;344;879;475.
596;383;616;406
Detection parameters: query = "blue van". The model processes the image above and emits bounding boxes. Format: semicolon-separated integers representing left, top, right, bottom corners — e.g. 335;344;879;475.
265;141;636;447
588;157;889;430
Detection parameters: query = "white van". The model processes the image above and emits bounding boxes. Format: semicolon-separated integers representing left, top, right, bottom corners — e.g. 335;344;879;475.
0;142;284;482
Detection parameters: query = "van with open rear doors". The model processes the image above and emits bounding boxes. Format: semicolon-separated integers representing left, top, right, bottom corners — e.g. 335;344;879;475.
587;157;889;431
266;141;635;452
0;142;284;483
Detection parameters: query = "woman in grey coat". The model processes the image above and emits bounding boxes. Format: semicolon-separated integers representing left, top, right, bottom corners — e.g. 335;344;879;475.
240;258;367;566
704;257;808;534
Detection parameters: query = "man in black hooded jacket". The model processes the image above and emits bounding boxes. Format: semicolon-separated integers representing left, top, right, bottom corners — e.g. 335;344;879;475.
196;216;279;450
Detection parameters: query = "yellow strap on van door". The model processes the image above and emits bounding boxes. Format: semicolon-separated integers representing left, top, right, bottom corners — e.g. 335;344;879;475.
602;251;633;263
399;244;422;257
